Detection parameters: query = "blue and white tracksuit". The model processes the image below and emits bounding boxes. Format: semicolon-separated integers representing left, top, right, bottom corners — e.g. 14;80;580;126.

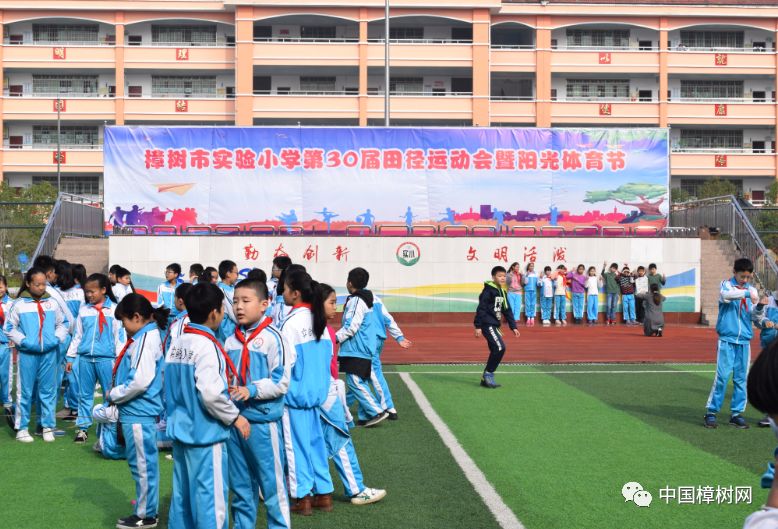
280;305;333;499
163;312;190;354
585;277;600;322
553;277;566;322
752;305;778;349
0;294;12;407
540;277;554;322
5;292;67;431
523;272;538;317
156;279;182;325
337;295;383;422
165;323;240;529
217;282;237;343
371;295;404;414
320;378;367;497
706;278;756;416
224;318;293;529
92;402;124;460
60;286;84;409
108;323;164;520
67;299;125;430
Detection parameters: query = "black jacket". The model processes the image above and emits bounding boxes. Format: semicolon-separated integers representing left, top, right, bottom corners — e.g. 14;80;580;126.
474;282;516;331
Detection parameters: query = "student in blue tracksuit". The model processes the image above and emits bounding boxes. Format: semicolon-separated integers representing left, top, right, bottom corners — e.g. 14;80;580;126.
523;262;539;327
156;263;183;324
336;267;386;426
217;260;239;342
109;293;169;529
0;275;13;416
704;257;758;430
57;264;85;417
266;256;292;320
279;269;334;516
162;283;193;354
166;282;249;529
66;274;125;444
224;278;293;529
318;283;387;506
5;266;67;443
369;290;411;420
268;261;301;327
751;296;778;350
539;266;554;326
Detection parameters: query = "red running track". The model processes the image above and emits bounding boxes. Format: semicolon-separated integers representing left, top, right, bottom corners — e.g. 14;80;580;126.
380;323;761;364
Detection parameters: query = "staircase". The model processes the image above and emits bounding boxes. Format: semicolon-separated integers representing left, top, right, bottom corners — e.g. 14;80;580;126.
700;239;740;326
54;236;109;274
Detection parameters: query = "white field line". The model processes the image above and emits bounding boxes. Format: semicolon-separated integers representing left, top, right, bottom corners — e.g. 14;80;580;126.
399;372;526;529
388;370;715;375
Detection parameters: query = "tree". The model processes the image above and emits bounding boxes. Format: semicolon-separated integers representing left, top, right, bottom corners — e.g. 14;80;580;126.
671;187;691;204
0;182;57;278
583;182;666;217
696;178;737;200
767;181;778;205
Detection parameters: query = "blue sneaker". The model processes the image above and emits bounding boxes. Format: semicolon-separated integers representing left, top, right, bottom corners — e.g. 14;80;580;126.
729;415;749;429
480;372;501;389
703;413;717;429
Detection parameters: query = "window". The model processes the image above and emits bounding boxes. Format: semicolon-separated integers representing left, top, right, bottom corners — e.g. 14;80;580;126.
151;25;217;46
389;27;424;40
32;24;99;44
33;125;100;147
32;75;99;96
390;77;423;94
680;80;743;99
300;26;336;40
151;76;217;97
565;79;630;100
253;26;272;41
679;30;744;49
32;175;100;196
566;29;630;48
299;76;337;93
678;129;743;150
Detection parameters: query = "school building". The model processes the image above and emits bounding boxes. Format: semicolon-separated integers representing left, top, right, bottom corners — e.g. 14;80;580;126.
0;0;777;202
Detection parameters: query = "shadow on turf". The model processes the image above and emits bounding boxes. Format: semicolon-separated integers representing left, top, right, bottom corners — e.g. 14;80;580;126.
70;477;128;527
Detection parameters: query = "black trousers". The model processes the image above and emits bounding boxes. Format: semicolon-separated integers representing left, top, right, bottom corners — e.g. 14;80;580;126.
482;326;506;373
636;298;645;323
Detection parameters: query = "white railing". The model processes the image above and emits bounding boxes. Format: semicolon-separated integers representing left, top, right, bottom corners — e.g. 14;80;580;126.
5;39;115;46
3;91;111;98
131;40;234;47
3;143;103;150
366;38;472;44
671;46;770;52
253;37;358;43
490;96;534;101
253;90;353;96
671;147;774;154
145;93;226;99
555;96;657;102
670;97;774;103
552;45;657;51
490;44;535;50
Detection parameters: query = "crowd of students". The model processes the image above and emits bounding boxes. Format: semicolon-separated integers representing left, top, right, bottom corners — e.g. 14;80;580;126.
1;254;412;529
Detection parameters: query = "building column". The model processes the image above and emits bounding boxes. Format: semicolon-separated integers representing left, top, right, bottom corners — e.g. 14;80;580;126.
471;9;490;127
535;16;551;127
658;18;668;128
0;11;5;185
114;13;125;125
235;6;254;126
358;9;368;127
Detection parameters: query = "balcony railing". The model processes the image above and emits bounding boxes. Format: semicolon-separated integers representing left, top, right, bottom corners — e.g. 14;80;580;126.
552;44;658;51
366;38;472;44
490;44;535;49
490;95;534;101
670;97;775;103
254;37;358;43
3;143;103;150
671;45;771;53
3;91;113;98
254;90;474;97
671;146;775;154
553;96;657;102
4;39;115;46
128;39;234;47
147;92;226;99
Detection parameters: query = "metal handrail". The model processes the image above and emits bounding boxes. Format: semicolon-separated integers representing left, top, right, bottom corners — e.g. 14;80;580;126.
375;225;410;235
670;194;778;290
278;225;304;236
31;192;104;265
122;225;149;235
511;226;537;236
539;226;566;235
441;225;469;235
246;224;276;235
631;226;659;236
214;224;241;235
183;225;213;235
151;225;177;235
472;226;497;236
572;226;600;236
410;225;437;236
345;225;372;236
600;226;627;236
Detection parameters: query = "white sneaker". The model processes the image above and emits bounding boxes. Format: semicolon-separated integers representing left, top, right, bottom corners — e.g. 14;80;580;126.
42;428;56;442
16;429;34;443
351;487;387;505
542;320;551;327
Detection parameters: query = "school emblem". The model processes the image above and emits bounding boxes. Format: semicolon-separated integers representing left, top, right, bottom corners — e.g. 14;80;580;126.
396;242;421;267
252;338;264;349
44;302;53;310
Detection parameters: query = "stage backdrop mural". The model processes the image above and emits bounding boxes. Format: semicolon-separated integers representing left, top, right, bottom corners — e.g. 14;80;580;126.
109;236;699;314
104;127;670;234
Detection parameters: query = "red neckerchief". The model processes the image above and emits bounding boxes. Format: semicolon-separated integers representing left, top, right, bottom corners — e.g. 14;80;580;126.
292;303;311;311
0;301;4;328
35;300;45;344
184;326;238;384
734;282;749;314
232;317;273;385
93;302;107;334
112;337;135;385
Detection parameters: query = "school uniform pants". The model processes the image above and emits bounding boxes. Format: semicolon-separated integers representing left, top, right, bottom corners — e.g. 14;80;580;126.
333;438;365;497
228;421;290;529
369;339;394;412
15;350;57;430
553;295;566;321
572;292;585;319
622;294;636;322
507;292;522;322
586;293;599;322
540;296;553;321
64;355;79;411
92;404;125;460
524;290;537;317
606;293;619;321
0;343;12;407
169;440;230;529
636;295;646;323
282;406;333;499
346;372;384;421
56;335;72;407
76;358;113;430
706;340;750;415
123;420;160;519
481;326;506;373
